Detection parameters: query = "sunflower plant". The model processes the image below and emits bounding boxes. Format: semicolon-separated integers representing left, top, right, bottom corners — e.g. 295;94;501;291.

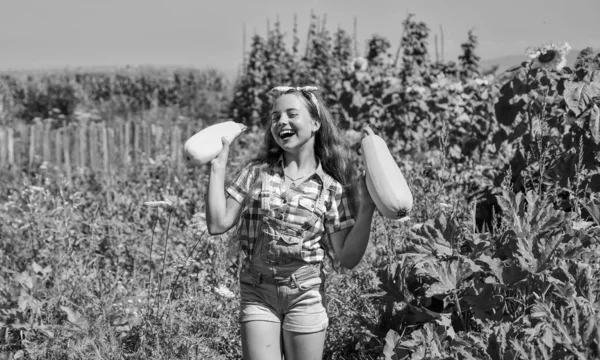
492;44;600;205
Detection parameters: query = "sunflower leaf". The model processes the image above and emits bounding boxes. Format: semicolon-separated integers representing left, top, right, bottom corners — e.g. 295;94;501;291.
564;81;600;116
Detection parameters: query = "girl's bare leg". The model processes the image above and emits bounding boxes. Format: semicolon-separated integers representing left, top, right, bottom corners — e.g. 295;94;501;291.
241;321;284;360
282;329;326;360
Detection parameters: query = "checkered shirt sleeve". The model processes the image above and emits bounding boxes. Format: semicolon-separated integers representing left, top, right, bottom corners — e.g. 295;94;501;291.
224;164;262;258
226;165;256;204
324;181;355;235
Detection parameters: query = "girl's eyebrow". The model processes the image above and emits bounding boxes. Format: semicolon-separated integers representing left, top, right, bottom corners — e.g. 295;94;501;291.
271;107;299;114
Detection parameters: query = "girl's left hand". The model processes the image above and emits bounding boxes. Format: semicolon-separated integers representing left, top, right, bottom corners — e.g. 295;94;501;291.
352;171;376;213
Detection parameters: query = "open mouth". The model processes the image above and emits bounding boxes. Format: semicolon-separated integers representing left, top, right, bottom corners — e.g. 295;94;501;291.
279;129;296;140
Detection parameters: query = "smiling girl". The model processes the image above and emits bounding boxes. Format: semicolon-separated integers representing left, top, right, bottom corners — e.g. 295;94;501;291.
205;86;375;360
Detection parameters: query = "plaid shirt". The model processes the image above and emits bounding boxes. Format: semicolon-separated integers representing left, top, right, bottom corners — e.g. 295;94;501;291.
226;158;355;264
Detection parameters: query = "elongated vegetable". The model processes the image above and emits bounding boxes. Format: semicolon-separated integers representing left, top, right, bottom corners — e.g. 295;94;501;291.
183;121;247;166
362;126;412;219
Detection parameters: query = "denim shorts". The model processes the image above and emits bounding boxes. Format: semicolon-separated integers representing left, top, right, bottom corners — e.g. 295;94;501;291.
239;265;328;333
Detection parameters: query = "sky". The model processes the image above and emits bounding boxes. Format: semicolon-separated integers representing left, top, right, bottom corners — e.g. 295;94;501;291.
1;0;599;77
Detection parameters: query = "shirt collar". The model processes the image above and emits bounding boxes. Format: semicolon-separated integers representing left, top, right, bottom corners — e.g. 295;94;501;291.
275;154;328;183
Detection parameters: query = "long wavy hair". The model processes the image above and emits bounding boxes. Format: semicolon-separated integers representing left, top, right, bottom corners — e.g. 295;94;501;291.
231;88;357;211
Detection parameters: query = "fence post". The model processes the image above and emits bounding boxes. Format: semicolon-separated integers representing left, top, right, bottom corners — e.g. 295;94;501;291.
154;124;163;155
36;122;43;164
107;126;114;180
63;126;72;184
102;122;109;173
79;122;86;170
28;124;35;169
170;127;177;168
8;127;14;166
175;126;182;170
0;127;6;167
142;122;152;159
90;122;97;171
16;124;26;166
55;127;62;168
131;121;137;164
42;121;51;164
124;120;131;166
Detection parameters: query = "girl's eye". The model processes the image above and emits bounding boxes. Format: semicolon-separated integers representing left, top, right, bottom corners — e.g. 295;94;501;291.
288;113;298;118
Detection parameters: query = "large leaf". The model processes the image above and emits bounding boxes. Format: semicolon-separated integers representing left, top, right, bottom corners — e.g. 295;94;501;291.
590;104;600;143
397;323;446;359
494;97;524;126
582;196;600;227
564;81;600;117
411;255;481;298
486;322;511;360
378;255;425;303
408;224;453;256
475;254;505;284
383;329;403;360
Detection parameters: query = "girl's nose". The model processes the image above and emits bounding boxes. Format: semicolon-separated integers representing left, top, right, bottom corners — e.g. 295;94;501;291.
277;115;290;126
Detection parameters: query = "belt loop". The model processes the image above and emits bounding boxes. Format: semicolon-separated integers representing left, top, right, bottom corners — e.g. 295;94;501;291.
290;273;299;288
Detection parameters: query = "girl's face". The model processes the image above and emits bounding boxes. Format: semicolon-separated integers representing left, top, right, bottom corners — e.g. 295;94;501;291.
270;94;320;154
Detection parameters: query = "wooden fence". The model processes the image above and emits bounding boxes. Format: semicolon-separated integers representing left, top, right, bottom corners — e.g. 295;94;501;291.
0;120;209;179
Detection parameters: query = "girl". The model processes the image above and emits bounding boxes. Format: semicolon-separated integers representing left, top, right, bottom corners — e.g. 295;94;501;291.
205;86;375;360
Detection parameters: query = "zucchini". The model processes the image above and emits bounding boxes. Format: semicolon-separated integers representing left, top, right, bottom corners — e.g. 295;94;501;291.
183;121;246;166
362;126;413;219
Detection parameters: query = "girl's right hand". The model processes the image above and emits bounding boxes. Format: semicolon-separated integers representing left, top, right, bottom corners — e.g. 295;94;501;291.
210;137;230;170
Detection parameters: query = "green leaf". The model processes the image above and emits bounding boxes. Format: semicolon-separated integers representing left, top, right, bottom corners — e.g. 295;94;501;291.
487;322;511;360
412;256;481;298
14;271;33;290
582;196;600;227
409;223;453;256
476;255;504;284
564;81;600;117
383;329;403;360
60;305;85;327
590;104;600;143
399;324;445;359
434;314;456;341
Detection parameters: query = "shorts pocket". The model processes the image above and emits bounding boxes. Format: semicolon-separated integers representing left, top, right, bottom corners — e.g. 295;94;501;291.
294;275;322;291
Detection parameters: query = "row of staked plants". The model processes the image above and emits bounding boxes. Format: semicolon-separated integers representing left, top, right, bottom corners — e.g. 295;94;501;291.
0;67;231;127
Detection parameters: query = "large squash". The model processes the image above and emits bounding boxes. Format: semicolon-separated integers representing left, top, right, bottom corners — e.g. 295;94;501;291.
183;121;246;166
362;126;412;219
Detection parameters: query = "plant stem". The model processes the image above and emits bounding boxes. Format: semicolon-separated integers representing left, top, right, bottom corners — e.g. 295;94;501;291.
163;229;208;312
154;210;172;317
146;211;158;316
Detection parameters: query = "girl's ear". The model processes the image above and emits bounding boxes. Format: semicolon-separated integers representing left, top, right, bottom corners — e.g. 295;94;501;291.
312;119;321;133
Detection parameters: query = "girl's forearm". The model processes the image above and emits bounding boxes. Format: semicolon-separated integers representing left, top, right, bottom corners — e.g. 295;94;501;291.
206;165;228;233
340;205;375;269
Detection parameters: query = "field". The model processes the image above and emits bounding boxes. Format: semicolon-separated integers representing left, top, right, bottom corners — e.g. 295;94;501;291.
2;14;600;360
